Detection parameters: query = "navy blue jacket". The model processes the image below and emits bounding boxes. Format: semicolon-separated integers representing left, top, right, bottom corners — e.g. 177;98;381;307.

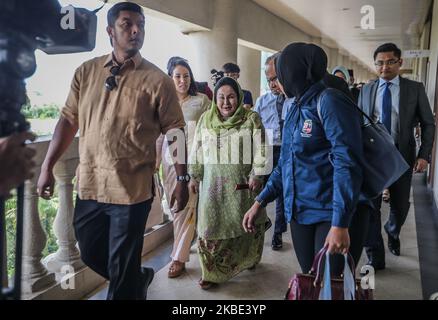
256;81;364;228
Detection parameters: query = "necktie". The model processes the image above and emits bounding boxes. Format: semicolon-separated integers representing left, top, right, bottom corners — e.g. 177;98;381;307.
276;94;285;139
382;82;392;133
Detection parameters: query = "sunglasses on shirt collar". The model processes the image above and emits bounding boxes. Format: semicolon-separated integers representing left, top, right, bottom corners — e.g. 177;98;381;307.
105;65;121;91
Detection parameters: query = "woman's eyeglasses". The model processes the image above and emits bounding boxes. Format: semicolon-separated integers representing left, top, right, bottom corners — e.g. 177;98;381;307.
105;65;121;91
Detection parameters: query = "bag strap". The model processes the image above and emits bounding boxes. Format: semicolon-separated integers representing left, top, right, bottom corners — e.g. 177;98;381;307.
319;252;356;300
310;245;328;274
313;245;357;285
316;88;376;126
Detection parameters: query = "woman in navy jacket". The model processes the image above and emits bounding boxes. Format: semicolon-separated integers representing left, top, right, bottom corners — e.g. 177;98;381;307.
243;43;371;274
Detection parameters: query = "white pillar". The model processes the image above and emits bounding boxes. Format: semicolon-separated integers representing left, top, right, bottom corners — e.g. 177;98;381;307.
343;55;349;68
329;48;339;71
361;68;367;82
337;50;344;67
237;44;261;100
43;159;84;274
189;0;238;86
344;58;350;69
357;66;363;82
22;171;55;295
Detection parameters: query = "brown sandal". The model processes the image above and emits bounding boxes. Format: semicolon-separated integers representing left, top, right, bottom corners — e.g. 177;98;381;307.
198;279;215;290
168;261;185;278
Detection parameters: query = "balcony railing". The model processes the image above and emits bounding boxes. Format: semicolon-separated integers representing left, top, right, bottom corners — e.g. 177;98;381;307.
4;136;171;300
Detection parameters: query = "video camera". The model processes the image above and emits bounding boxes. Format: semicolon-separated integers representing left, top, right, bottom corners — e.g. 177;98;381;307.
0;0;101;300
210;69;224;87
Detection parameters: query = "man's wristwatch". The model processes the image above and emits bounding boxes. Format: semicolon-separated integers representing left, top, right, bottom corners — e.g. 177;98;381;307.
176;174;191;183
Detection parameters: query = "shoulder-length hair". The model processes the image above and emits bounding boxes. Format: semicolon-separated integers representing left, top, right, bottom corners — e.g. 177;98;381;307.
167;58;198;96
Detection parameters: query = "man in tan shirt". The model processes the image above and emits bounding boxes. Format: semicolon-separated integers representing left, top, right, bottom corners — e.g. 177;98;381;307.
37;2;189;300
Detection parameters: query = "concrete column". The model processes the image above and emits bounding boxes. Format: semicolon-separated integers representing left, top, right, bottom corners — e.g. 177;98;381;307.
362;68;368;82
363;70;368;82
343;55;349;68
329;48;338;71
237;44;261;100
357;67;363;83
43;158;84;274
359;66;365;82
418;20;431;84
357;64;362;81
22;171;55;296
337;51;344;67
189;0;238;85
344;58;350;69
361;68;366;83
355;67;360;83
348;59;354;70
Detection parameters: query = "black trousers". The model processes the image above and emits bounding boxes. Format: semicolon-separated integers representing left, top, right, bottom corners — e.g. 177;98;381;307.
364;197;385;261
73;196;152;300
290;203;371;276
272;146;287;235
365;169;413;258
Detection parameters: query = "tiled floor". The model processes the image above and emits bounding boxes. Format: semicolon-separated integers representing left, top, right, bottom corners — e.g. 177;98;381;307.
89;189;424;300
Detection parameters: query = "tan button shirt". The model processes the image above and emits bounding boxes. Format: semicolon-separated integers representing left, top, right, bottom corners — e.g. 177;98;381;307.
61;52;185;205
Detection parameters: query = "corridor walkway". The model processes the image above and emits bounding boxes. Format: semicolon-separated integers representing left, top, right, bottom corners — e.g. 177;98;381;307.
89;185;424;300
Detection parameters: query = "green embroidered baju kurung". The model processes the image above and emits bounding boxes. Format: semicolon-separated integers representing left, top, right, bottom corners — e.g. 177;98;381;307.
189;85;268;284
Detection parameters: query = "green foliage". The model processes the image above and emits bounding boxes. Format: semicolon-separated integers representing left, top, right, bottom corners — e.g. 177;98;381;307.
22;103;60;120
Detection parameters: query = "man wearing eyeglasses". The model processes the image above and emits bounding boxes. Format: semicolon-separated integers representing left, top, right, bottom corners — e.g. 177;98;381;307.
358;43;435;271
253;53;287;251
36;2;188;299
222;62;254;110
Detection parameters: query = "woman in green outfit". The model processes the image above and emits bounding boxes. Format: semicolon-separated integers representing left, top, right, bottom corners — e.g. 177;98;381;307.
189;77;268;290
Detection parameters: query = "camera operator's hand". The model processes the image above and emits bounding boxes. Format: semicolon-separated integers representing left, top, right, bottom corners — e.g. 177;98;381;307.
37;165;56;200
0;132;36;197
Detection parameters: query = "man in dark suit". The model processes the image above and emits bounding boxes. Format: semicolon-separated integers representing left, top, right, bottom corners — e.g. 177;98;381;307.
358;43;435;270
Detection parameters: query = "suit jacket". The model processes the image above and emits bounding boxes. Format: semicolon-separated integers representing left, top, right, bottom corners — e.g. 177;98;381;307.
358;76;435;167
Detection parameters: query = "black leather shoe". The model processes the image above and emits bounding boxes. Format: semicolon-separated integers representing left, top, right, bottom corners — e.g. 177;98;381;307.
138;267;155;300
384;225;400;256
271;233;282;251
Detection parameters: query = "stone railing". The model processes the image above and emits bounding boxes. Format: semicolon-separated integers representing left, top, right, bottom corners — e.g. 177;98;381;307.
14;136;171;300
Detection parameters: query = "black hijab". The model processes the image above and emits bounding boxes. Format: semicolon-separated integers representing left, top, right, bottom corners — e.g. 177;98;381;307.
276;42;328;100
